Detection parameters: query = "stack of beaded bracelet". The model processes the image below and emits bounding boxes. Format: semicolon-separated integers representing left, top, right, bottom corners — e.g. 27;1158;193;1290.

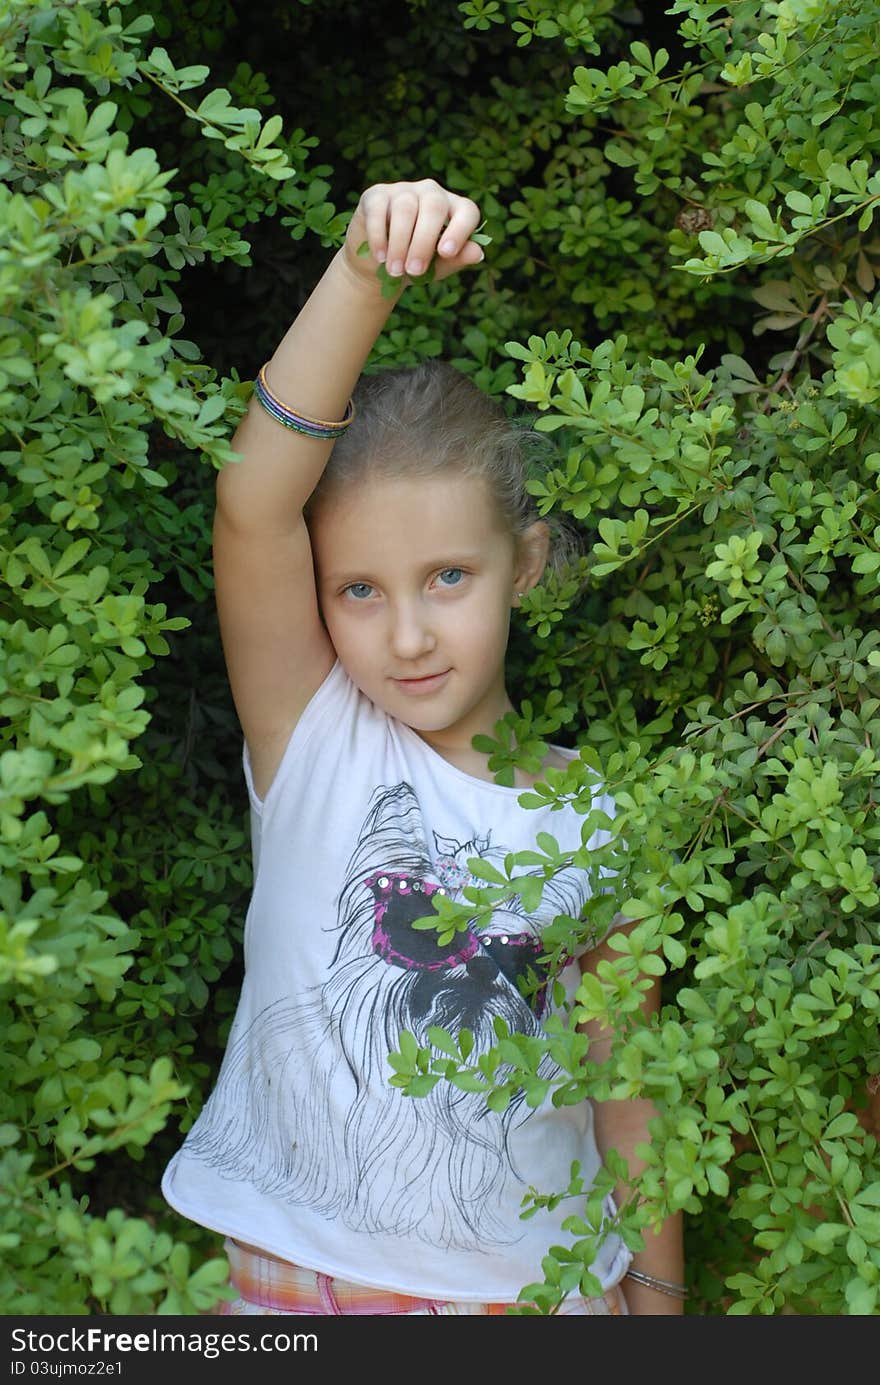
254;363;355;439
624;1268;688;1300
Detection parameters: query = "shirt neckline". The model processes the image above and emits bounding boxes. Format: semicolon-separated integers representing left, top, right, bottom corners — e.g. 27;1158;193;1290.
393;712;578;799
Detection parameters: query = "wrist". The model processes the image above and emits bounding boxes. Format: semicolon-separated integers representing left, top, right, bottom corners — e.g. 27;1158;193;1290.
624;1266;687;1301
336;244;406;305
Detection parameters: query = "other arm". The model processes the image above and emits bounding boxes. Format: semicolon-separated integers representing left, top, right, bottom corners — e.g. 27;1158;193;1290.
578;923;685;1315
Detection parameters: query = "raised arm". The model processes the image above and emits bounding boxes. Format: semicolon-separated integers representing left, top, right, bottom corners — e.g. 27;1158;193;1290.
213;180;483;798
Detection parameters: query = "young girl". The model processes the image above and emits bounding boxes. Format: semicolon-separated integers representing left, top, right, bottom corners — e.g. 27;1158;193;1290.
161;179;684;1316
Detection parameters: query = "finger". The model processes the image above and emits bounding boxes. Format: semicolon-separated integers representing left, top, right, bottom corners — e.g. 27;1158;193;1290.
384;188;421;279
404;185;458;278
432;237;485;281
457;238;487;268
359;185;392;265
435;196;482;259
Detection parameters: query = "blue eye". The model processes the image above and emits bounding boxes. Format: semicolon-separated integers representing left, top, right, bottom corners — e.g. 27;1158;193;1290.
345;582;374;600
437;568;464;587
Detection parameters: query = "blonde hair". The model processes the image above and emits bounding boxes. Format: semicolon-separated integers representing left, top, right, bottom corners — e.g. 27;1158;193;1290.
305;360;580;577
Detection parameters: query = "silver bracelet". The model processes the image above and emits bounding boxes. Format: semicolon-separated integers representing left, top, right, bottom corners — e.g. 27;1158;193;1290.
624;1267;688;1300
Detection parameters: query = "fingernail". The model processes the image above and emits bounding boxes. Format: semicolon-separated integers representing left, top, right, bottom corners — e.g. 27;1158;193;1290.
389;259;404;277
405;257;423;276
375;249;386;263
439;238;456;255
476;248;485;262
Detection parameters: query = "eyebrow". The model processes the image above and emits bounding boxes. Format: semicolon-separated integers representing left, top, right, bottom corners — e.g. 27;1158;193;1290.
320;550;485;585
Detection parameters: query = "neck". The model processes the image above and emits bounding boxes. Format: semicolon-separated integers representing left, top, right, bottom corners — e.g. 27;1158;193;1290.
413;679;514;777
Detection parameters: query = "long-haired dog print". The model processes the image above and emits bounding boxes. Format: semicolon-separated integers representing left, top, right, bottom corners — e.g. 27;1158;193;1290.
186;783;593;1249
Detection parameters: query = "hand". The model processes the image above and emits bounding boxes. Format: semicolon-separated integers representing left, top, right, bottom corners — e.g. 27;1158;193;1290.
343;178;484;288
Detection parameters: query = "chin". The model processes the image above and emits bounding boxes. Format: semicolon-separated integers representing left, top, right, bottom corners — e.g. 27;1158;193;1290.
393;704;461;732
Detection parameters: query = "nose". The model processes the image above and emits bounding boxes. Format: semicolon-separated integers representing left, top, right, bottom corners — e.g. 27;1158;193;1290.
389;598;436;661
466;954;499;986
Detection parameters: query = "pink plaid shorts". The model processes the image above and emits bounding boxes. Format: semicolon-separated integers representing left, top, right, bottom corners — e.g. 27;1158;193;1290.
220;1239;628;1316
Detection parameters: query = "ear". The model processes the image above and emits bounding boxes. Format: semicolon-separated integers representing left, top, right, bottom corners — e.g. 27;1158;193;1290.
512;521;550;605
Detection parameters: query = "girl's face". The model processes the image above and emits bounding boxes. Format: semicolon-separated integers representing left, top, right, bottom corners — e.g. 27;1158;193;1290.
309;472;545;761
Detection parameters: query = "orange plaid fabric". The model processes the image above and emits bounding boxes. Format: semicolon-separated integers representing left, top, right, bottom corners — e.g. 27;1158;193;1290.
220;1239;626;1316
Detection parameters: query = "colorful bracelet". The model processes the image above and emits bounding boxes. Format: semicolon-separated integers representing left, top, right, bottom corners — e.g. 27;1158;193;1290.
624;1268;688;1300
254;364;355;440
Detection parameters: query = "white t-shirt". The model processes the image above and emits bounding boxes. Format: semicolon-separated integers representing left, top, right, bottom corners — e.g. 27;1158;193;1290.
161;660;631;1301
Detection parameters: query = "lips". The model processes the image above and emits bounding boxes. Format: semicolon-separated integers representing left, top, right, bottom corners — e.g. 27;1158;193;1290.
392;670;451;694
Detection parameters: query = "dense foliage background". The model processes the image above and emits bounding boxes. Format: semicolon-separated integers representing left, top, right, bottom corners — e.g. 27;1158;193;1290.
2;0;879;1314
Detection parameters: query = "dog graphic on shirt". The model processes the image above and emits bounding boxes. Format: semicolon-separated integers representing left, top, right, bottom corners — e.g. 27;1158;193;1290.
185;782;593;1249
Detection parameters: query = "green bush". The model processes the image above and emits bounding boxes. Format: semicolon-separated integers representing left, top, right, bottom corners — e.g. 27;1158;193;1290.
1;0;878;1315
